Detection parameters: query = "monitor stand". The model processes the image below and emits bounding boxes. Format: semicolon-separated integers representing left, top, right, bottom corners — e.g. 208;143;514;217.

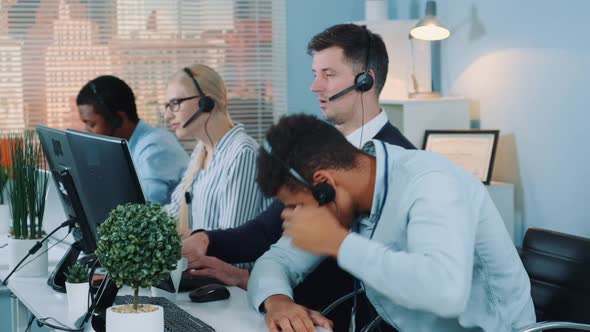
47;240;83;293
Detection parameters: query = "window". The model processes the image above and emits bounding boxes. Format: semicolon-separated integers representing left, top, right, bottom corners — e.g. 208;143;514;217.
1;0;287;146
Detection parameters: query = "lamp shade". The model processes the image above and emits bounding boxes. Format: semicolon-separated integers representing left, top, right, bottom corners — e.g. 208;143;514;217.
410;1;450;41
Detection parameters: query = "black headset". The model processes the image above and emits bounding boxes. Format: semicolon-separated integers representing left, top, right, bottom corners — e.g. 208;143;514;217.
89;81;122;132
328;27;374;102
261;139;335;206
181;67;215;128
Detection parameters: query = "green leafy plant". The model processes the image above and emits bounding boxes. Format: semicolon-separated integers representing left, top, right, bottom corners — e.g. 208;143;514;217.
0;168;8;205
95;203;182;311
0;147;9;205
5;131;49;239
65;262;90;284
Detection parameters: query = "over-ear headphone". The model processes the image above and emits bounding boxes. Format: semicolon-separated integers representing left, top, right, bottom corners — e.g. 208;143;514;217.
89;81;122;132
182;67;215;128
328;27;374;102
261;139;335;206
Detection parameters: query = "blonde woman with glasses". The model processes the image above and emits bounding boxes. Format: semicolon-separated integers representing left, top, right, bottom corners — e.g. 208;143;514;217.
164;64;270;246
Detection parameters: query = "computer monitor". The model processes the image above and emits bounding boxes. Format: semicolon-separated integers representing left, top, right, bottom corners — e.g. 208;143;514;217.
65;129;145;243
37;126;146;293
36;126;94;249
37;125;97;292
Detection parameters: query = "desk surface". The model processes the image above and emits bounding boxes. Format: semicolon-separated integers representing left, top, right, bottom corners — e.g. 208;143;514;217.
0;235;329;332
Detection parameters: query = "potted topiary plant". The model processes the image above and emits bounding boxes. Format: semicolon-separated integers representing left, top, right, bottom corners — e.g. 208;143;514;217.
95;202;182;332
6;131;50;277
64;262;90;318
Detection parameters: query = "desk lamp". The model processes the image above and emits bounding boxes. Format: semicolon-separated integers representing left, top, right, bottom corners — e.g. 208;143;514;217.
409;1;450;99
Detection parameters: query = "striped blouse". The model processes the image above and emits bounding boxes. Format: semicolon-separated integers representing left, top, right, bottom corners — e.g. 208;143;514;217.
166;124;271;231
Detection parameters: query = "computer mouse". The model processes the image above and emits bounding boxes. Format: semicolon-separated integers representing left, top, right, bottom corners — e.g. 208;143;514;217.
189;283;230;303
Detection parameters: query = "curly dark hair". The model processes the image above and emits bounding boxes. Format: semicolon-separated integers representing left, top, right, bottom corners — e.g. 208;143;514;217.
307;23;389;96
76;75;139;124
256;114;361;197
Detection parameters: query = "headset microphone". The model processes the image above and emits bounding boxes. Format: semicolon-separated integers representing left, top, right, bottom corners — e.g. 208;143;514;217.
181;67;215;129
182;108;203;128
327;28;374;102
328;80;365;102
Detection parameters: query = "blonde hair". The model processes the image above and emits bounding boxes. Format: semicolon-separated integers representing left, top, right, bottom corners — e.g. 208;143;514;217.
170;64;234;234
170;63;233;125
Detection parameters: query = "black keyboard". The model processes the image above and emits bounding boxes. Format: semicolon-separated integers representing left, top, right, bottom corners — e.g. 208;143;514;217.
114;295;215;332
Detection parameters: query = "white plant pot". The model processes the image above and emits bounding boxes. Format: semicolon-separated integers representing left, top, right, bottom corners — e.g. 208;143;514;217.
66;281;90;319
8;237;48;278
106;304;163;332
0;204;10;235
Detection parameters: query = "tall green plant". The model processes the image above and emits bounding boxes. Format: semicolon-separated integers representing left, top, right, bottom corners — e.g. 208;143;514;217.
0;138;9;205
6;131;49;239
0;168;7;205
95;203;182;310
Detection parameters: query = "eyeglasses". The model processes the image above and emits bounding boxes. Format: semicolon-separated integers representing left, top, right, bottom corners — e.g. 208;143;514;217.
164;95;199;113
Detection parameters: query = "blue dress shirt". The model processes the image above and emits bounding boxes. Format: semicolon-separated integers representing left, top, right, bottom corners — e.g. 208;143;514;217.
248;140;535;332
128;120;188;205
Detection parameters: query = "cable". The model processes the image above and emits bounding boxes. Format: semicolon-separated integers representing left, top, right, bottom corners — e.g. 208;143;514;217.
25;314;35;332
14;230;71;273
203;112;214;148
36;317;84;332
34;257;96;332
2;219;75;285
359;92;365;149
67;259;105;330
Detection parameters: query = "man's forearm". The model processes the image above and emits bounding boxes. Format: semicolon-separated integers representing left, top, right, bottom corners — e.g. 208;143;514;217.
206;200;285;263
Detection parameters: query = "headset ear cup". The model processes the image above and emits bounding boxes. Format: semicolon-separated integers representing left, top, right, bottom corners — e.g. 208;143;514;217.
111;114;122;129
355;72;374;92
199;96;215;113
313;182;336;206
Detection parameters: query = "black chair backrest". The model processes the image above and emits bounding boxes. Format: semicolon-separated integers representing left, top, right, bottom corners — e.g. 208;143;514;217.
520;227;590;323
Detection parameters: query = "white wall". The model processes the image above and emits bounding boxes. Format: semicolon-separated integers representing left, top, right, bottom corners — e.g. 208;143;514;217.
438;0;590;241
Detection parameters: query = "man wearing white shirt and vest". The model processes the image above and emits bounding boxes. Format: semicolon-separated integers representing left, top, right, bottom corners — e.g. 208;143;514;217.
249;115;535;332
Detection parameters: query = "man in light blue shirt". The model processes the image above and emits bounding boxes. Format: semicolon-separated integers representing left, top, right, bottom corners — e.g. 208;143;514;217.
127;119;189;205
249;114;535;332
77;75;188;205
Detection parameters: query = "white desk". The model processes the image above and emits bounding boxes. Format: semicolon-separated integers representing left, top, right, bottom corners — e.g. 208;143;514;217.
0;237;271;332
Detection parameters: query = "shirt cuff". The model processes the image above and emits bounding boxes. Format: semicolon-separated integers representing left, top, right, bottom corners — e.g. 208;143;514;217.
190;228;206;235
248;277;294;314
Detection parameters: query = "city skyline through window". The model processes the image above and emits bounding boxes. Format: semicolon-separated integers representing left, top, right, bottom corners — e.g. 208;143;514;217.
0;0;287;148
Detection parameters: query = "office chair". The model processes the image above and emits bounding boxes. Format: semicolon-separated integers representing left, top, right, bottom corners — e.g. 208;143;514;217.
518;227;590;332
321;288;387;332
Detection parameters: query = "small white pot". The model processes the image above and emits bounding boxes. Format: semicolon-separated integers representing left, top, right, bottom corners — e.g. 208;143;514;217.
106;304;163;332
8;237;48;277
66;281;90;319
0;204;10;235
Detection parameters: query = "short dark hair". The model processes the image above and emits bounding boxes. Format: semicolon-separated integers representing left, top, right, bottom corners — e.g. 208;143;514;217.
256;114;360;197
76;75;139;124
307;23;389;96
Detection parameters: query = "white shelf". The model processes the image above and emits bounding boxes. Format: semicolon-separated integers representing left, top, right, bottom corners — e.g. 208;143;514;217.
381;97;470;148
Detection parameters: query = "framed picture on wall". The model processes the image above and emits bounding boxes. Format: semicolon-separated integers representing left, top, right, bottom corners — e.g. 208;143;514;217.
422;130;500;184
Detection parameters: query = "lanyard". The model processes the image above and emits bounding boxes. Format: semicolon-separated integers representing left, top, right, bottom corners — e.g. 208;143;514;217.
350;141;389;332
